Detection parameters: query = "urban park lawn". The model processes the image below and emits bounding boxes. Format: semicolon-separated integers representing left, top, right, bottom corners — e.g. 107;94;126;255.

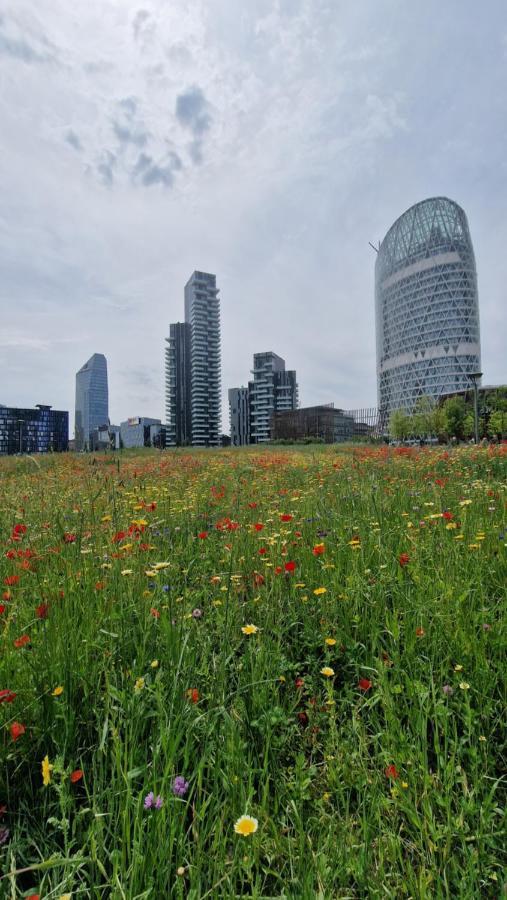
0;444;505;898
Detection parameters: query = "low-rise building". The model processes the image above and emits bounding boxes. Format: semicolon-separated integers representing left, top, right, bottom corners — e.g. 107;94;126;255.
271;404;354;443
120;417;165;449
0;404;68;454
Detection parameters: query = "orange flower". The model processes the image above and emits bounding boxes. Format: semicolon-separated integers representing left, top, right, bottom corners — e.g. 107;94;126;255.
313;543;325;556
70;769;83;783
14;635;30;649
186;688;199;704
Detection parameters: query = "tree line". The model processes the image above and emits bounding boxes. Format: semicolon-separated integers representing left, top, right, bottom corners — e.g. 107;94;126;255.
389;388;507;441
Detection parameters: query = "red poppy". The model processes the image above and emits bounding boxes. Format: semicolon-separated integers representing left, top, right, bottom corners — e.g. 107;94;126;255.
280;514;293;522
415;627;425;637
312;544;325;555
294;530;302;537
14;635;30;649
94;581;105;591
385;764;399;780
26;894;40;900
2;592;11;601
11;523;27;541
63;533;76;543
297;711;308;726
198;531;208;539
70;769;83;783
5;550;16;559
254;523;264;531
186;688;199;704
150;607;160;619
35;603;49;620
284;561;296;573
253;572;265;587
112;531;127;544
10;722;25;742
398;553;410;567
0;690;16;704
248;502;257;509
274;566;283;575
358;678;372;692
146;502;157;511
4;576;19;586
295;677;304;689
258;547;267;555
0;606;5;616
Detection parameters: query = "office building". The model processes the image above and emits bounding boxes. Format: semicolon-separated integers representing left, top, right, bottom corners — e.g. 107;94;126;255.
249;352;298;443
184;271;221;446
120;417;165;449
229;387;250;446
75;353;109;450
272;404;354;443
375;197;481;417
0;404;68;454
165;322;192;446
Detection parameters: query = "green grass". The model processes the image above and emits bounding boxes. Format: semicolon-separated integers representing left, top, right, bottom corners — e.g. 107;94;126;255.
0;444;505;898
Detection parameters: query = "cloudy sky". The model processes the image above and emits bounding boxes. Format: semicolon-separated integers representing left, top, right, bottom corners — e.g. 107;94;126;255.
1;0;506;430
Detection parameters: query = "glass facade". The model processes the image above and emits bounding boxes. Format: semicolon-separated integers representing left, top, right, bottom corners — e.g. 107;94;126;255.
375;197;481;416
75;353;109;450
0;405;68;454
249;352;298;443
165;322;192;446
184;271;221;447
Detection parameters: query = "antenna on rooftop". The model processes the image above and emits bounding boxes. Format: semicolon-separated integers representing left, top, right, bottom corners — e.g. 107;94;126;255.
369;241;380;254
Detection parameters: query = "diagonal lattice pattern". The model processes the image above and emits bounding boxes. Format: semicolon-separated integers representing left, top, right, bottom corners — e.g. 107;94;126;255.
375;197;481;417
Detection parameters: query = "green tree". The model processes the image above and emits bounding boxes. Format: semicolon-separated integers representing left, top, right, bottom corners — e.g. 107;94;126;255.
463;413;475;440
389;409;411;440
443;396;466;440
488;410;506;439
412;396;436;437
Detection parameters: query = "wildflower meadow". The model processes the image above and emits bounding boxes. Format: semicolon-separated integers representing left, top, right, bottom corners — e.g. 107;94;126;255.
0;444;505;898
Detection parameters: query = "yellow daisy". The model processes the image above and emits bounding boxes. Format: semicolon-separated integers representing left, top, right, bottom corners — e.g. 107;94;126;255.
234;814;258;836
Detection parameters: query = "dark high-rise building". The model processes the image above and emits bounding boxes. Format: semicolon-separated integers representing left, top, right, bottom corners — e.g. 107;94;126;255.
249;352;298;443
0;404;68;454
375;197;481;417
184;271;221;446
165;322;192;446
228;387;250;446
75;353;109;450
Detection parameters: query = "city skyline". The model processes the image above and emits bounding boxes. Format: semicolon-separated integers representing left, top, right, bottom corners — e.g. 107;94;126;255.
1;2;506;423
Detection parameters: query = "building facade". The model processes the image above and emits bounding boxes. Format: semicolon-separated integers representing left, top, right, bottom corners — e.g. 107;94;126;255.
0;404;68;454
249;352;298;443
165;322;192;446
184;271;221;446
272;405;353;443
120;417;165;449
375;197;481;417
228;387;250;446
75;353;109;450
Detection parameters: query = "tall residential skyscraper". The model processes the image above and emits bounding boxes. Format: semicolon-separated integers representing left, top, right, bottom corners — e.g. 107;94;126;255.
165;322;192;446
375;197;481;418
249;352;298;443
228;387;250;446
75;353;109;451
184;271;221;446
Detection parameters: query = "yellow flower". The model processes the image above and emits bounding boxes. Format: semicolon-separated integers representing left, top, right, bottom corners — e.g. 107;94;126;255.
150;659;159;668
325;637;337;646
459;681;470;691
313;587;327;596
454;664;463;672
121;569;133;576
234;814;258;836
321;666;335;677
52;685;64;697
241;624;259;635
42;754;53;786
59;894;72;900
479;735;486;742
153;562;170;570
134;677;145;692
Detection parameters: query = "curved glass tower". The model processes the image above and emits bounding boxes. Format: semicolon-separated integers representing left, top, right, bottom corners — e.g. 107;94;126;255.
375;197;481;417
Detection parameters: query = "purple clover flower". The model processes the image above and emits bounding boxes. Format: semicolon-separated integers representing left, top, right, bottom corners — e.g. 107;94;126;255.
154;794;163;809
172;776;189;797
144;791;154;809
482;623;492;631
442;684;454;697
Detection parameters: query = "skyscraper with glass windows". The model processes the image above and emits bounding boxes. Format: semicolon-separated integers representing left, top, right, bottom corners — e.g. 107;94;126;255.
165;322;192;446
249;352;298;443
375;197;481;418
184;271;221;446
75;353;109;450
